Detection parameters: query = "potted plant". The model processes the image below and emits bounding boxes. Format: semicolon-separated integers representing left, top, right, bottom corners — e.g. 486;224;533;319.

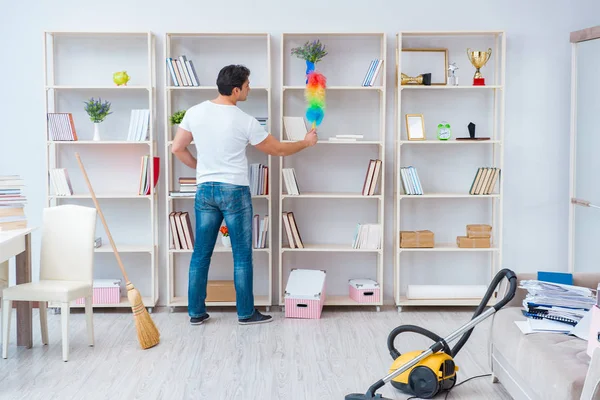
83;97;112;141
220;225;230;247
291;39;328;82
169;109;186;126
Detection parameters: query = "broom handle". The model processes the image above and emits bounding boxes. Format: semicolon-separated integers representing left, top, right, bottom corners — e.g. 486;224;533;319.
75;153;130;283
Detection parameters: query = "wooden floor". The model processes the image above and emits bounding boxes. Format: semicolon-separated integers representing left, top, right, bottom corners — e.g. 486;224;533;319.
0;306;512;400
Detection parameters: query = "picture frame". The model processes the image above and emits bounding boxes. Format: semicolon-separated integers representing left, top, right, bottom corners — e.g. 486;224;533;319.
406;114;425;140
401;48;449;85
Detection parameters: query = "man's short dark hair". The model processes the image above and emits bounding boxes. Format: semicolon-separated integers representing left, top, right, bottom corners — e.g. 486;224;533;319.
217;65;250;95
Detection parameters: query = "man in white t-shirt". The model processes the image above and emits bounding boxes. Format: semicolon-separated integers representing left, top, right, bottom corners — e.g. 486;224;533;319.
172;64;317;325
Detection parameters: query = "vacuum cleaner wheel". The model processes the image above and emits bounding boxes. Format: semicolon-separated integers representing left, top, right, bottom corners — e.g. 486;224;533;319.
409;366;440;399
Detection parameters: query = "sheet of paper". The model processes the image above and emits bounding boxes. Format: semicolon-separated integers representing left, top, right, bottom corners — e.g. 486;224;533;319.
569;309;591;341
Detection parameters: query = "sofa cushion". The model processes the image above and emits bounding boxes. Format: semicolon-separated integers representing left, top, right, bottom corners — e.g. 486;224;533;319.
492;307;590;400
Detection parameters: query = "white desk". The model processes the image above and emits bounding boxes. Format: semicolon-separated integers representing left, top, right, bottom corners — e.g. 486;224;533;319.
0;227;34;348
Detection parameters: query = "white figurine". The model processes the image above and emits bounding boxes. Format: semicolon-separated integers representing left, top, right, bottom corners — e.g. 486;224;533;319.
448;63;459;86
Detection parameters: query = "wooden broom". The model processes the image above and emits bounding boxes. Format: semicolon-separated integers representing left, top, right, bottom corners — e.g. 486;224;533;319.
75;153;160;350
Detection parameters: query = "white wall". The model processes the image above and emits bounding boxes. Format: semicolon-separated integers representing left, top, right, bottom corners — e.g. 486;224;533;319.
1;0;598;306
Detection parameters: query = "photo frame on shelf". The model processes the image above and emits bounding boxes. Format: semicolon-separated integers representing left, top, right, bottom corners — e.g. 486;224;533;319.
406;114;425;140
401;48;448;85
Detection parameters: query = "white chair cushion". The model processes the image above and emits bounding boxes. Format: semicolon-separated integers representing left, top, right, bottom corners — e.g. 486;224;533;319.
2;281;92;303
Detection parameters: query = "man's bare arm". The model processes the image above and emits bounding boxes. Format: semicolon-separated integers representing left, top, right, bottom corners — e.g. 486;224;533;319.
171;127;197;169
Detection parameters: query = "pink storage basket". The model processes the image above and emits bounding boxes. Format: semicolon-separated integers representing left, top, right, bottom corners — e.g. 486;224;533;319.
76;279;121;305
349;279;380;303
284;269;326;319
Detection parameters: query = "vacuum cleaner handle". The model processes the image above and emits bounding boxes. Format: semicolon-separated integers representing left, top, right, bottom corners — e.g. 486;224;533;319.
386;325;452;360
493;269;518;311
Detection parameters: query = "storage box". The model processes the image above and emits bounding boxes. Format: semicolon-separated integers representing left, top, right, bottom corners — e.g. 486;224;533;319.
207;280;236;302
349;279;380;303
456;236;491;248
76;279;121;305
400;230;434;248
466;224;492;238
284;269;326;319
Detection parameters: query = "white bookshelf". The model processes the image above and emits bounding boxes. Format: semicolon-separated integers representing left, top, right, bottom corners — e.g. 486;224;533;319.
394;31;506;311
43;31;159;311
164;33;273;311
279;33;386;311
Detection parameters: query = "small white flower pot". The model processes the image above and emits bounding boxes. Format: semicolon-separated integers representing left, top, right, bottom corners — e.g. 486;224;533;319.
93;123;101;141
221;235;231;247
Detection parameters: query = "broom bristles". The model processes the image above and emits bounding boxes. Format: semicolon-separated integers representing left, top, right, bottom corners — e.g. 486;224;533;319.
126;282;160;349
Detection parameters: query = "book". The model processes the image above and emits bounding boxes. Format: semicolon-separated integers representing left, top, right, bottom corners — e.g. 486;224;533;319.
469;167;500;195
138;156;160;195
0;175;27;231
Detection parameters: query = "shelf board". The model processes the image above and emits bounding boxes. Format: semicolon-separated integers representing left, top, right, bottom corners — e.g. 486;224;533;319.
281;140;382;146
170;246;270;253
282;244;381;253
400;30;504;37
94;244;153;253
400;85;502;90
169;195;269;200
48;141;152;145
46;85;151;90
398;193;500;199
398;243;499;252
282;192;382;199
49;194;152;199
170;295;270;307
167;86;268;91
283;86;382;91
397;296;496;307
59;296;155;309
399;140;500;145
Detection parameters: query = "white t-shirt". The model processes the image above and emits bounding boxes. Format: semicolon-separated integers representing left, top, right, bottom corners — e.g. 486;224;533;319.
179;100;269;187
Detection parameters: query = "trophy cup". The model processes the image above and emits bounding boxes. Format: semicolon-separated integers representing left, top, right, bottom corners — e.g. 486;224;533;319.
467;48;492;86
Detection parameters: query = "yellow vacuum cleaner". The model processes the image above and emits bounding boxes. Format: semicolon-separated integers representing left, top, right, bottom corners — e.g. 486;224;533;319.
346;268;517;400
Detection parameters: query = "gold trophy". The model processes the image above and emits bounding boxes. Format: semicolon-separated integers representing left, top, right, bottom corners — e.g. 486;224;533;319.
467;48;492;86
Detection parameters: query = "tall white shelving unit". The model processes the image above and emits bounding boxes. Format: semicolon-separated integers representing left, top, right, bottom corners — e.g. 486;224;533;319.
43;31;159;312
279;33;386;311
164;33;273;311
394;31;505;311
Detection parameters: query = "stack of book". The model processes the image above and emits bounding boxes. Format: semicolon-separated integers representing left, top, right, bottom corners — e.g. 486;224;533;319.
253;214;269;249
47;113;78;141
282;211;303;248
249;164;268;196
469;167;500;195
362;59;384;87
255;117;268;127
169;211;195;250
352;223;382;249
282;168;300;195
400;166;423;195
169;177;196;198
362;159;382;196
515;277;595;334
166;55;200;87
126;109;150;141
0;175;27;231
138;156;159;196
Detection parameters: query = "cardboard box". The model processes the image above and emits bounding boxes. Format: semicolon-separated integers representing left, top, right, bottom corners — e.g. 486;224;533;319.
284;269;326;319
457;236;491;248
349;279;380;303
400;230;434;248
207;280;236;302
466;224;492;238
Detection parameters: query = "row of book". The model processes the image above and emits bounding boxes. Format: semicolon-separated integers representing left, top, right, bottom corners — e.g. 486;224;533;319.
282;168;300;195
400;166;423;195
362;159;382;196
282;211;303;248
469;167;500;195
167;55;200;87
138;156;160;196
126;109;150;142
0;175;27;231
169;211;194;250
253;214;269;249
352;223;382;249
250;163;268;196
362;59;384;87
49;168;74;196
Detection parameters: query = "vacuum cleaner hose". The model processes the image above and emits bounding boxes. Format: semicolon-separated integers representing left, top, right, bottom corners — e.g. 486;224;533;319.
450;268;517;357
387;325;452;360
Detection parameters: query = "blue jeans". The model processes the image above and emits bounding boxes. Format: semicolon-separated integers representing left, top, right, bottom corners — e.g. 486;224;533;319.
188;182;255;319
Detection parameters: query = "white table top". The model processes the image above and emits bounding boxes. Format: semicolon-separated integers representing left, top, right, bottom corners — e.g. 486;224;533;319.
0;227;36;245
